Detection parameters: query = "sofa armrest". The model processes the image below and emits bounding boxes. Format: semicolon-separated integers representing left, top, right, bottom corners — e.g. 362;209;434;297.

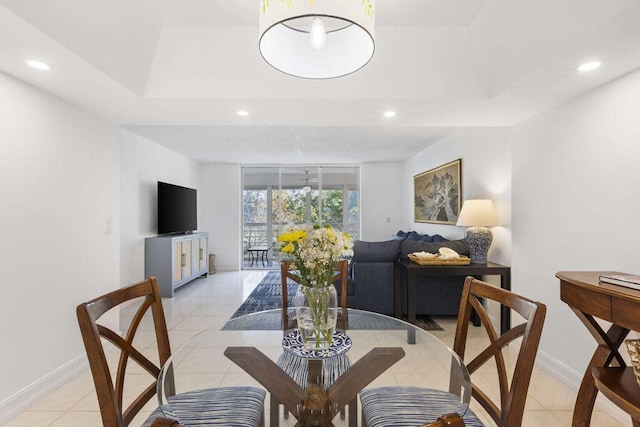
351;262;395;315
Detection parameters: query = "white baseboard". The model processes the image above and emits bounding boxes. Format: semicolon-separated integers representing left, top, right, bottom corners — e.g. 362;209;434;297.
215;263;240;272
535;349;583;389
536;350;631;425
0;354;88;425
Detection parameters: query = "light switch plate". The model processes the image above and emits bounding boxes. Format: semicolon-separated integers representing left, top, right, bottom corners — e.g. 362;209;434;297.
104;218;112;234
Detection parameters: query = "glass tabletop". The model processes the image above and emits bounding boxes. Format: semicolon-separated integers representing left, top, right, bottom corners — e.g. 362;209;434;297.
157;308;471;426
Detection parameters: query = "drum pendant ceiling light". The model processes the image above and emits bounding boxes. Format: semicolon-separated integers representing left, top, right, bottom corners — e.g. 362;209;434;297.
259;0;375;79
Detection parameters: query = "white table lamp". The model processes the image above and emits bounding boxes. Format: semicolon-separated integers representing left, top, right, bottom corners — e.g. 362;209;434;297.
456;199;499;264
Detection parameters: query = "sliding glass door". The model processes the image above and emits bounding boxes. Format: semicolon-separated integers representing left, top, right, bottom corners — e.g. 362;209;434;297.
242;166;359;269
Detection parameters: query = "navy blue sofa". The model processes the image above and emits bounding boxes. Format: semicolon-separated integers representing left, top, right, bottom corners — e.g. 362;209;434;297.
342;231;470;316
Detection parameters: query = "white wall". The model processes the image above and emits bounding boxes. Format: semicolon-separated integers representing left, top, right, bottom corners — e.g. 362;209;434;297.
512;69;640;379
198;164;242;272
403;128;512;266
359;163;404;241
0;72;120;414
120;130;199;285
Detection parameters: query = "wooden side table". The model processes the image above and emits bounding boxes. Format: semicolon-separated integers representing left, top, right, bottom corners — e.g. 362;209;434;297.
557;271;640;427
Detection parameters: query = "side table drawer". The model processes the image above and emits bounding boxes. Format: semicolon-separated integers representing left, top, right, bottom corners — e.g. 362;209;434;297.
612;297;640;331
560;281;611;320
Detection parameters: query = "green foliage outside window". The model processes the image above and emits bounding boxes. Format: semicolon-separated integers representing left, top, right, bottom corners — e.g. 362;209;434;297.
243;187;358;252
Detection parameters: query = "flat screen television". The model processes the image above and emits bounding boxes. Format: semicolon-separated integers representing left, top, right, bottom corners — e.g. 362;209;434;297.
157;181;197;234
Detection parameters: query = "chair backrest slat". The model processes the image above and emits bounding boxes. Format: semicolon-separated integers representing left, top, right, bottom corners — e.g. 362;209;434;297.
453;276;546;427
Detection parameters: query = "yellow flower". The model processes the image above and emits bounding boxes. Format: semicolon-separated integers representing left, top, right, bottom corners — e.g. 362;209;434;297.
278;230;306;243
277;223;353;288
281;243;294;253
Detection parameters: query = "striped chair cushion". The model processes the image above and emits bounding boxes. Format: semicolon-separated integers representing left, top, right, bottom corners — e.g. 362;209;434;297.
143;386;266;427
277;351;351;386
360;386;484;427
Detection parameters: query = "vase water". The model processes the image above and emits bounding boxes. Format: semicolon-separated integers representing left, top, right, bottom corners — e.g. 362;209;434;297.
294;284;338;350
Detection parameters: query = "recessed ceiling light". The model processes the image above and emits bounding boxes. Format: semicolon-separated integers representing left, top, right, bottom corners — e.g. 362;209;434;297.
27;60;51;71
383;111;396;118
577;61;602;73
237;110;249;117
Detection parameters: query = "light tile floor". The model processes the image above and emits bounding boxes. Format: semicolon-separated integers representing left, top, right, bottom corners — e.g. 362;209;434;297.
5;270;631;426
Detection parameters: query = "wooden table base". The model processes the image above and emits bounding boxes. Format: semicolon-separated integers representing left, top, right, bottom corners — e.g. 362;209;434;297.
224;346;405;426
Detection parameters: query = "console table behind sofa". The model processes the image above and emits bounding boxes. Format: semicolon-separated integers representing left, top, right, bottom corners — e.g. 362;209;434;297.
394;258;512;335
347;233;473;317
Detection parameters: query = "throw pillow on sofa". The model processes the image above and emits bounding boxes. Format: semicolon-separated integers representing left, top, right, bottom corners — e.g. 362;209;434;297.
395;230;410;239
396;230;442;242
406;231;423;241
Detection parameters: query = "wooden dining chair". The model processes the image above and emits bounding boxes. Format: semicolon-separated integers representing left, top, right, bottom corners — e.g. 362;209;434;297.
77;277;266;427
273;260;355;426
360;276;546;427
280;259;350;331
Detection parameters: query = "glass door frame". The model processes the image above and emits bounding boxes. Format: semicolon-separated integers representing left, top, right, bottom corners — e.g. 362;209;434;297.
242;166;359;269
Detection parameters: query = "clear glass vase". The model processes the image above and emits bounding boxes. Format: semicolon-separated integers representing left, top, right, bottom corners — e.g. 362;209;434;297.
294;284;338;350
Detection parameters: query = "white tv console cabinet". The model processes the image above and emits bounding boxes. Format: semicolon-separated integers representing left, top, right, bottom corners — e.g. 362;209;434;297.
145;232;208;297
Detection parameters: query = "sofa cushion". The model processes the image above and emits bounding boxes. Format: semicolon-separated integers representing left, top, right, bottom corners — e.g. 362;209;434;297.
418;234;434;242
399;238;470;258
431;234;449;243
352;239;402;263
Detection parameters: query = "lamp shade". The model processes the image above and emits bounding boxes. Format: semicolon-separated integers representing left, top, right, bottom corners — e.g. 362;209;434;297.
259;0;375;79
456;199;499;227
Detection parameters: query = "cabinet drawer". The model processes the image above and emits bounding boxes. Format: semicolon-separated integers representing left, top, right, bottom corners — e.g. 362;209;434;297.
199;237;208;271
182;239;192;278
560;281;611;320
612;297;640;331
173;242;183;282
173;240;193;281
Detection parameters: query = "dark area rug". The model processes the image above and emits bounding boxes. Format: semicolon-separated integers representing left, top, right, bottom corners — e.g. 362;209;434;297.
229;271;297;318
224;271;443;331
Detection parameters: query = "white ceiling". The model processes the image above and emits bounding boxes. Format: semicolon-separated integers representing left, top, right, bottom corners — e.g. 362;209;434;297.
2;0;640;164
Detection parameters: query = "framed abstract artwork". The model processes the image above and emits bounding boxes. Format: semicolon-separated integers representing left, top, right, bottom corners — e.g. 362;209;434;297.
414;159;462;224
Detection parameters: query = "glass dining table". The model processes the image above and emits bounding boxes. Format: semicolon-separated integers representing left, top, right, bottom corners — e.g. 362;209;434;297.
157;309;471;427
